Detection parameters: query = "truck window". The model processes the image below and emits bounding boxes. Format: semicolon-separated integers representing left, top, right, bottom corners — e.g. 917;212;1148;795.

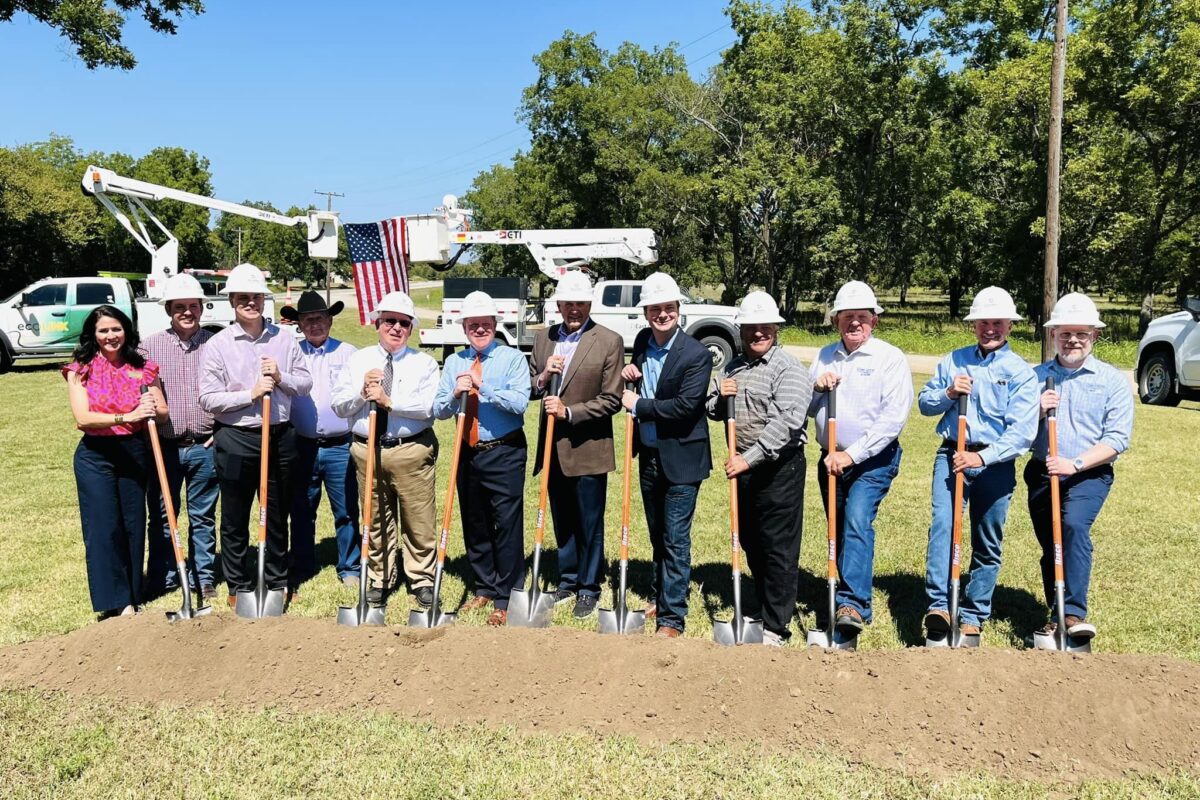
23;284;67;306
630;285;641;307
601;285;623;307
76;283;116;306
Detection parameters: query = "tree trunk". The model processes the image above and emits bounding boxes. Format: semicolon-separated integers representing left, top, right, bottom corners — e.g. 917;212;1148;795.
1139;292;1155;337
949;276;962;320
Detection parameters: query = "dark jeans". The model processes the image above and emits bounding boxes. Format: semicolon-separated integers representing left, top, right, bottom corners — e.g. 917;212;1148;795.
457;436;527;610
738;447;805;639
639;449;700;633
74;435;147;612
290;437;360;583
146;440;219;590
213;422;296;593
548;453;608;599
817;442;902;624
1025;460;1113;619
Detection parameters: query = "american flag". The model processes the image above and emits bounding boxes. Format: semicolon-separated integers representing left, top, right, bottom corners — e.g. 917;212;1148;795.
344;218;409;324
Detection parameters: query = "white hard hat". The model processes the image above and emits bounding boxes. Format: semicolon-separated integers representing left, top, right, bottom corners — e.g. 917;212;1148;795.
457;290;499;321
220;263;270;295
374;291;417;322
550;271;594;303
636;272;686;307
828;280;884;319
161;273;205;306
964;286;1023;321
735;291;785;325
1044;292;1105;329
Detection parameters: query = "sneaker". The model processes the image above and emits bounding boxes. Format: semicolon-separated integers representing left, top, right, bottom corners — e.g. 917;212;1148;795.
553;588;575;606
413;587;434;609
924;609;951;634
572;595;598;619
762;629;786;647
1066;615;1097;640
835;605;864;634
366;587;385;608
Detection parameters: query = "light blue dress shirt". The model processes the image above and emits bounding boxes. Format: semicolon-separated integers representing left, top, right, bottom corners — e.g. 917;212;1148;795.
433;340;530;441
917;342;1039;465
1032;355;1133;460
291;338;356;438
636;328;679;448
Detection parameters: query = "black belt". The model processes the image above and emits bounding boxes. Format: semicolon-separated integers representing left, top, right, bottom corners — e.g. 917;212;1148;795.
354;431;428;449
470;428;525;452
167;433;207;447
304;433;351;448
942;438;986;453
216;421;289;434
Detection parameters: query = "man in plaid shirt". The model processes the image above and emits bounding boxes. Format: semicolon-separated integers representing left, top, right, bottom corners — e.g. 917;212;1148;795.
706;291;811;646
138;274;219;599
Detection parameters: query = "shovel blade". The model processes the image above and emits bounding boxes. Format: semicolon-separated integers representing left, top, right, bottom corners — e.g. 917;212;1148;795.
337;604;386;628
508;589;555;628
234;589;286;619
1032;630;1092;653
713;616;765;646
806;628;859;651
166;604;213;623
598;608;646;635
407;609;456;628
924;631;951;648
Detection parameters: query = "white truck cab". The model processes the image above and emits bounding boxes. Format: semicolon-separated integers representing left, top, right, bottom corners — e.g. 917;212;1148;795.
1136;296;1200;405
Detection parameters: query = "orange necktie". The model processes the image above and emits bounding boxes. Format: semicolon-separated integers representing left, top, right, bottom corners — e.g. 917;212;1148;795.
465;354;483;446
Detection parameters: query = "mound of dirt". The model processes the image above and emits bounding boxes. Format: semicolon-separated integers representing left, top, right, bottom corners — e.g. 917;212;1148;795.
1;615;1197;782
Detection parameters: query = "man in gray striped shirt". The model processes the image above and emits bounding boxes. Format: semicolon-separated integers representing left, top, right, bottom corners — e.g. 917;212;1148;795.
706;291;811;646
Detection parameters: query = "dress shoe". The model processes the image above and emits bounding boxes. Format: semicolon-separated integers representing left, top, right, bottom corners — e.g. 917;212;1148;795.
413;587;434;609
460;595;492;613
572;595;598;619
201;584;217;600
960;623;981;637
487;609;508;627
553;588;575;606
655;626;680;638
366;587;386;608
227;594;237;609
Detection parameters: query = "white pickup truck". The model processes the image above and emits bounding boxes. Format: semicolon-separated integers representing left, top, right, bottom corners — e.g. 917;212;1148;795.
420;277;741;369
1136;296;1200;405
0;275;273;372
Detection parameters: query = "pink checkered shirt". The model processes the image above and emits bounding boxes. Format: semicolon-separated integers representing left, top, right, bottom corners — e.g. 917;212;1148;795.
139;327;215;439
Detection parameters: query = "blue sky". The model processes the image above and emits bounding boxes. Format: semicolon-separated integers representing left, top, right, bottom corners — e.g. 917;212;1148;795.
2;1;735;223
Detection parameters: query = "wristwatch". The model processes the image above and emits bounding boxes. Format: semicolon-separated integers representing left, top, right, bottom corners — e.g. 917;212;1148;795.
114;413;125;424
1072;457;1085;472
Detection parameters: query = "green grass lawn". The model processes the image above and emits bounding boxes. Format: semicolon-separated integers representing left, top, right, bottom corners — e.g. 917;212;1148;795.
1;315;1197;797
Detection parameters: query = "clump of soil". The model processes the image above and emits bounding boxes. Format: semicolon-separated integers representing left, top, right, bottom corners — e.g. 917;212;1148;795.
1;614;1197;782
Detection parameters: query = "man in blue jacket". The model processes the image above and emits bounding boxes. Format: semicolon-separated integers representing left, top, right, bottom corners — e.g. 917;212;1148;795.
621;272;713;637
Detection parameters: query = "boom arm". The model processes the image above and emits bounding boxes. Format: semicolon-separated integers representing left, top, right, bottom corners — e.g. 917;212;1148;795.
446;228;658;281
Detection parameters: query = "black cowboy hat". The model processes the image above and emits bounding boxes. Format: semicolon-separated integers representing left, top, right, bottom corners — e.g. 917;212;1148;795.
280;290;344;321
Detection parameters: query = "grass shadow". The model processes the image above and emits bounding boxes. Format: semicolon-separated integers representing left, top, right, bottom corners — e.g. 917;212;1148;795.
874;572;928;647
990;583;1052;645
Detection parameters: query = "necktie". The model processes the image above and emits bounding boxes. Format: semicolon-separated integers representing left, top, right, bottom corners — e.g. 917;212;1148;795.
378;353;394;431
465;354;483;446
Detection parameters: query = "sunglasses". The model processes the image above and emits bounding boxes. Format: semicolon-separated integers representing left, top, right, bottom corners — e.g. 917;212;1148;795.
379;317;413;330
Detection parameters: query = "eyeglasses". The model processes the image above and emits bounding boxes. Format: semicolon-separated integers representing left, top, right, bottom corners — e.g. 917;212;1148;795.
1055;331;1092;342
465;321;495;331
379;317;413;330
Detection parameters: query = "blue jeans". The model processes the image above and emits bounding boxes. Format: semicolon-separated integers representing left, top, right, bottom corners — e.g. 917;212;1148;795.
290;438;360;582
146;441;219;589
818;442;902;624
924;447;1016;627
1025;461;1113;620
639;450;700;633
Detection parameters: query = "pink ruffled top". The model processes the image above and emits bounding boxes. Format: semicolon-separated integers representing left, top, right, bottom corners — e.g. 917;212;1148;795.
63;356;160;436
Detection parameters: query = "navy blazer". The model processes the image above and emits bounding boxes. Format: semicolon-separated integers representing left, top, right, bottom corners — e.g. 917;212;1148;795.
631;326;713;484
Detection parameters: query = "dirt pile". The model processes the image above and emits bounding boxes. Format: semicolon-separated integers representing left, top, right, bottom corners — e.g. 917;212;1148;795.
1;614;1197;782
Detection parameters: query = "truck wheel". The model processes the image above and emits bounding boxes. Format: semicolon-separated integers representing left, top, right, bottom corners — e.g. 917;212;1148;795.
1138;351;1182;406
700;335;734;372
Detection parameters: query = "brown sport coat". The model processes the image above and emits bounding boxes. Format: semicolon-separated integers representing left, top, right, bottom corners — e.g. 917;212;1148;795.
529;319;624;477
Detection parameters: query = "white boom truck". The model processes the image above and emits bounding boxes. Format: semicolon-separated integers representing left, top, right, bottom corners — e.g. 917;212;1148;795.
410;197;740;369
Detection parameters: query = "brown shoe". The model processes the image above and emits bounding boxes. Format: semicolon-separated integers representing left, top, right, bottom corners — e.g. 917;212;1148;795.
655;626;680;638
1065;615;1097;640
486;609;507;627
227;594;237;609
460;595;492;613
645;604;657;620
834;605;864;633
924;609;951;634
960;623;981;637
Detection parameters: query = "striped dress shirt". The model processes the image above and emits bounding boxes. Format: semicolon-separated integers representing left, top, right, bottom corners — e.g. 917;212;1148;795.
807;336;913;462
139;327;214;439
1032;355;1133;460
706;344;810;467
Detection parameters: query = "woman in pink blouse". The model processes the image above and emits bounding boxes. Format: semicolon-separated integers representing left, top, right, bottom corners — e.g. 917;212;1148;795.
64;305;168;619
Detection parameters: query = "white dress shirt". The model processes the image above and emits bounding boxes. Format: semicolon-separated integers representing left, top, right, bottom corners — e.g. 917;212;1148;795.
808;335;914;463
291;337;356;438
331;344;439;438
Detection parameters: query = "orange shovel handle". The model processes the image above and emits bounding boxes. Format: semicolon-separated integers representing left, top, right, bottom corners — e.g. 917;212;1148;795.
257;393;271;546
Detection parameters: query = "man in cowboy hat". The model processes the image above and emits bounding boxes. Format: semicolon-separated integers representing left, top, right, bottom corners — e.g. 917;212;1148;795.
529;271;624;619
284;291;359;592
1026;293;1133;642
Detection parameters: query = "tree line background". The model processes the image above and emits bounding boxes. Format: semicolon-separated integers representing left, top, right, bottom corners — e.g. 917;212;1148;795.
2;0;1197;333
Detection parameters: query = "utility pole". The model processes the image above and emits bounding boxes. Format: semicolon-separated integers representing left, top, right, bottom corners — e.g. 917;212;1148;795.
1041;0;1069;362
233;227;245;264
314;190;345;303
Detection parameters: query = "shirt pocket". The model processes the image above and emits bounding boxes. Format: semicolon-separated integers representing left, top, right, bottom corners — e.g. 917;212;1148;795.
976;371;1012;421
742;385;773;420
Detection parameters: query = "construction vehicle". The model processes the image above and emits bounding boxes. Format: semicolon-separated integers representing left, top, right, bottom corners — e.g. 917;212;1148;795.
412;197;740;368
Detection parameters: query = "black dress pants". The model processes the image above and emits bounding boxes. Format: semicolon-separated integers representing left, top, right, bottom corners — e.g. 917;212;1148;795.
456;435;527;610
737;446;805;639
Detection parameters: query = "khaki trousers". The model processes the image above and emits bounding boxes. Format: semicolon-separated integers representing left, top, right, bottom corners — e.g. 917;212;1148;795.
349;428;438;590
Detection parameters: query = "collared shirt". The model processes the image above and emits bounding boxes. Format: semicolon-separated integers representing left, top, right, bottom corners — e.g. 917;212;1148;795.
332;344;439;438
636;328;680;448
197;321;312;427
554;323;586;375
291;337;356;439
433;340;530;441
917;342;1038;465
139;327;214;439
1032;355;1133;460
706;344;810;467
808;336;913;463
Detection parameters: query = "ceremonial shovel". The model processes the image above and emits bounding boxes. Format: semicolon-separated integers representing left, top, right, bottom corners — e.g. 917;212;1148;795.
236;391;287;618
713;394;764;646
510;373;561;628
408;410;468;628
598;381;647;635
337;402;386;627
